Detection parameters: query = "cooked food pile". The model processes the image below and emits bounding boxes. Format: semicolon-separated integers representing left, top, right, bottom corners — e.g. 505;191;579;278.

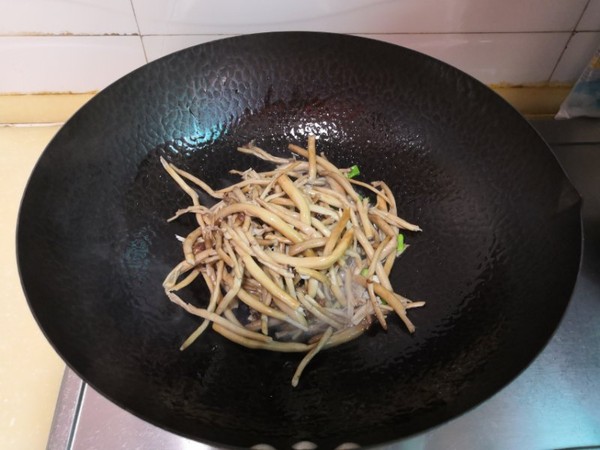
162;136;424;386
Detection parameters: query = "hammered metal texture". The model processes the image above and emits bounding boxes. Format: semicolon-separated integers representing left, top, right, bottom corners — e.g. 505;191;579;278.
17;32;581;449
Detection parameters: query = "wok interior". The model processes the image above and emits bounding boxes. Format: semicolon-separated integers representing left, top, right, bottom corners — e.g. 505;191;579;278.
17;33;581;448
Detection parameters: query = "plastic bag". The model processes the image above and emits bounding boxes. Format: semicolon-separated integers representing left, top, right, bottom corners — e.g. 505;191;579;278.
556;46;600;119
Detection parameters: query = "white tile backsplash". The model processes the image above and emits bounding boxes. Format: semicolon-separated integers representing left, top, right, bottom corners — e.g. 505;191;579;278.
551;32;600;82
0;0;595;93
0;0;138;35
0;36;146;93
131;0;587;35
363;33;571;85
577;0;600;31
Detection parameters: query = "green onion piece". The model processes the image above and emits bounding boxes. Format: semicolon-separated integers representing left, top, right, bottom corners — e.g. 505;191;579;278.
346;165;360;179
379;297;388;305
360;268;369;277
396;233;405;253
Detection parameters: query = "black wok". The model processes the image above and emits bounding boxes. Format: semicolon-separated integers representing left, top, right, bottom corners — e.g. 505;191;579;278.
17;32;581;449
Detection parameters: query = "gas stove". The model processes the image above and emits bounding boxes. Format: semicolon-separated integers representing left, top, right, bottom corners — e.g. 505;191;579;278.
47;118;600;450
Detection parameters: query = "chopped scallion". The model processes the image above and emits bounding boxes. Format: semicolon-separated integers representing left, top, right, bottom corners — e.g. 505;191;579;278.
346;165;360;179
396;233;405;253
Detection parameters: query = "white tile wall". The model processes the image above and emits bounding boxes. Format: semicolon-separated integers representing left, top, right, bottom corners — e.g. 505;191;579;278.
0;0;138;35
131;0;587;34
551;32;600;82
578;0;600;30
0;0;596;93
365;33;571;85
0;36;146;93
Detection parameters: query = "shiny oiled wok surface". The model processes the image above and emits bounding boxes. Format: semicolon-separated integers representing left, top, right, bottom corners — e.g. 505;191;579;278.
17;33;581;449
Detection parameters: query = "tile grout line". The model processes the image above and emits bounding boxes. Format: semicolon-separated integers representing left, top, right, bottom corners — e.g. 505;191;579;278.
574;0;594;31
0;122;65;128
0;33;139;37
128;0;148;64
548;0;592;82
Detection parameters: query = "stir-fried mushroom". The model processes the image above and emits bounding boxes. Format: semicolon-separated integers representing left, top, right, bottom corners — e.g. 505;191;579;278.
161;137;424;386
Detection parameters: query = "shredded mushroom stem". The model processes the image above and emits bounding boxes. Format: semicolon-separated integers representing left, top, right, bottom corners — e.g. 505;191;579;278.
374;181;397;215
297;293;345;329
368;212;397;238
256;199;319;238
162;260;194;290
366;237;393;279
307;134;317;182
180;260;225;350
215;203;304;243
369;207;422;232
296;267;330;286
215;262;244;315
367;283;387;330
235;284;307;331
189;307;273;343
278;174;311;226
292;327;333;387
170;268;200;291
159;157;204;227
322;208;350;256
237;144;290;164
212;323;312;352
323;325;366;349
161;137;425;387
239;253;300;310
266;229;354;270
288;237;328;256
159;157;199;205
353;275;417;333
171;165;224;199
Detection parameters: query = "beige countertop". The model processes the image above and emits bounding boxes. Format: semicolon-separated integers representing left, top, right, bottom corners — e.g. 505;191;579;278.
0;88;567;449
0;94;92;450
